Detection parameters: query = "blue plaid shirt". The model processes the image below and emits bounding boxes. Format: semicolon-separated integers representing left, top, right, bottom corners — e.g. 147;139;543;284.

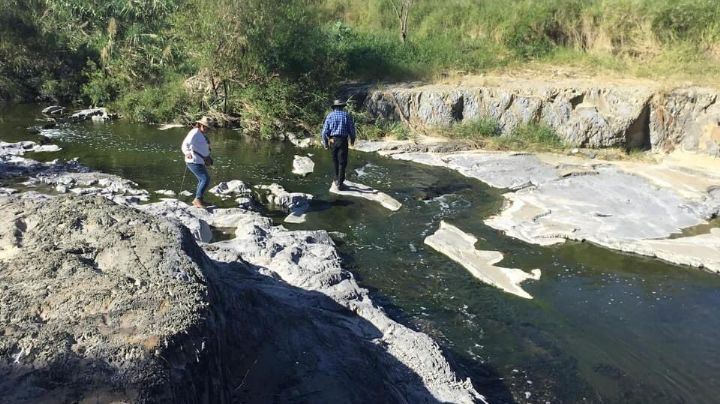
321;110;356;147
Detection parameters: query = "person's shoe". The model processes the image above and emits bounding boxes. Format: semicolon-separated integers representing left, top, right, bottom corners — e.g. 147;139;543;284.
192;198;205;208
337;183;348;191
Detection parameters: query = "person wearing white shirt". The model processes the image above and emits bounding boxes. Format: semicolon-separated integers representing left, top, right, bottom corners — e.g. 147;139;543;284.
182;116;214;208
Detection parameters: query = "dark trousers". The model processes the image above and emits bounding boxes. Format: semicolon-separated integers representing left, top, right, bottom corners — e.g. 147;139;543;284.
331;136;349;185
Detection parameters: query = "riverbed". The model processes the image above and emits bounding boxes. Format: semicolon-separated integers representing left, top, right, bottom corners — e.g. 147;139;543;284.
2;105;720;403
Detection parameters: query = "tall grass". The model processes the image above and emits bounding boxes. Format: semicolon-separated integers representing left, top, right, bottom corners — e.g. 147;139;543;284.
322;0;720;83
444;118;501;139
497;122;565;151
440;118;564;151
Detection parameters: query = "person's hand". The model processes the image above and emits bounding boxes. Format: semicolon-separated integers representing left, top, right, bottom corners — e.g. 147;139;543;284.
323;143;328;150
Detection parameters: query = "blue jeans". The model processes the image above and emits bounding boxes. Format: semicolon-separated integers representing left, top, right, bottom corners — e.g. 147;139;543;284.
186;163;210;199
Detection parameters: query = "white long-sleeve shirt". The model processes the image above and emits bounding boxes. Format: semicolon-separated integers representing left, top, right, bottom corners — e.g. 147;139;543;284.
181;128;210;165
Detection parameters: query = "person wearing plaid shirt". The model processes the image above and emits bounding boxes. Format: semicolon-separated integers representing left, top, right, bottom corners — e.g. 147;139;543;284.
321;99;356;190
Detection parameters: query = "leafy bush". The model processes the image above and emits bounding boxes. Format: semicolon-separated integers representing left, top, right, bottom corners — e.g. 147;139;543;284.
81;62;125;106
115;78;195;123
231;77;331;139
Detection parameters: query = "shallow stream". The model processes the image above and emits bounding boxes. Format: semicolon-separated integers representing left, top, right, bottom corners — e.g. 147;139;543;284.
2;105;720;403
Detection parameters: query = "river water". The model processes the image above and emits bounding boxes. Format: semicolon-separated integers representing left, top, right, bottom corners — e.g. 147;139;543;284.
2;105;720;403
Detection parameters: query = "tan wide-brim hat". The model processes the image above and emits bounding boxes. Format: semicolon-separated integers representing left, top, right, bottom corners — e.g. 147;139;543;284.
195;116;212;128
332;99;347;107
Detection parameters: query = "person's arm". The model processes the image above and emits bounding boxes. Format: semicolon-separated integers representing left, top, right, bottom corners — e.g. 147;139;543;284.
321;116;331;148
348;113;356;145
182;130;195;160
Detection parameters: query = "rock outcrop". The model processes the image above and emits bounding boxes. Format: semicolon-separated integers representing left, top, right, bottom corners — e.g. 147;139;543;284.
650;87;720;154
209;180;250;198
0;142;83;179
70;107;117;122
0;141;61;156
0;143;483;402
0;195;483;403
255;183;313;223
0;196;208;402
354;78;720;155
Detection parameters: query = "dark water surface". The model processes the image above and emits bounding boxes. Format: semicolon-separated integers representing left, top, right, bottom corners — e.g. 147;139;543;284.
2;105;720;403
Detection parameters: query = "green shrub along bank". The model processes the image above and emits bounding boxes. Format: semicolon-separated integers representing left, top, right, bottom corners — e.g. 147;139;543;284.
1;0;719;143
440;118;565;152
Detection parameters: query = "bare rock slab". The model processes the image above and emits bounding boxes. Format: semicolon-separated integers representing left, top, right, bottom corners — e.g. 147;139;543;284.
424;221;541;299
622;228;720;273
329;180;402;211
0;196;208;402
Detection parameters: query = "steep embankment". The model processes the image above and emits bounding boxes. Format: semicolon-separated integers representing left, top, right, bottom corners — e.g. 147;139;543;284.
354;77;720;155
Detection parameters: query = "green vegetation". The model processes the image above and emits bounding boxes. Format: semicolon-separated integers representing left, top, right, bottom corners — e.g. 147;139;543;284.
357;118;410;141
445;118;502;139
497;123;565;151
1;0;719;144
322;0;720;81
441;118;564;151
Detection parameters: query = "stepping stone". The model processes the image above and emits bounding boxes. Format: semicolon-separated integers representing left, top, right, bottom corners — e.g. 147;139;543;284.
329;180;401;211
292;155;315;176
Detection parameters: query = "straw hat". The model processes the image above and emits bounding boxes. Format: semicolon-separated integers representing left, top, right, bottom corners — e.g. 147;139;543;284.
194;116;212;128
332;99;347;108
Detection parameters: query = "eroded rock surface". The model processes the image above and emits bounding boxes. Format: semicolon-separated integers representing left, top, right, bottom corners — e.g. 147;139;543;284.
27;171;151;205
0;195;484;403
0;196;208;402
256;183;313;223
209;180;250;198
356;79;720;155
0;141;61;156
0;140;486;402
199;206;481;402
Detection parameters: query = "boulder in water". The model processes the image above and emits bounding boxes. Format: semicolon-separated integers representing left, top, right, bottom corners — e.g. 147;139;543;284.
292;155;315;176
41;105;66;115
255;183;313;223
70;107;117;122
209;180;250;198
